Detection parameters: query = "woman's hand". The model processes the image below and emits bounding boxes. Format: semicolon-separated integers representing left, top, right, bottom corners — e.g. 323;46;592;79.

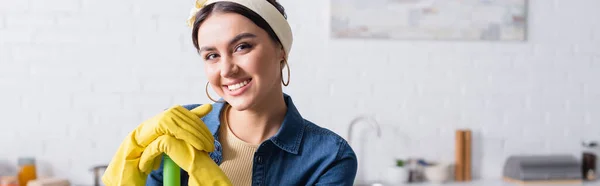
140;135;232;186
135;104;215;152
102;104;226;186
132;104;216;170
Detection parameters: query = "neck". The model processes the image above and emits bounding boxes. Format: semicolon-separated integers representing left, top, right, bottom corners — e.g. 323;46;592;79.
226;92;287;145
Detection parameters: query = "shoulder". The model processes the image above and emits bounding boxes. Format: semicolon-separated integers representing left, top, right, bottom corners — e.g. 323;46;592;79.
300;120;358;185
302;120;344;142
301;119;355;157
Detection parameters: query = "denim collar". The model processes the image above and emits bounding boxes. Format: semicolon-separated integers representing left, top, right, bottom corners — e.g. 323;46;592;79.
202;93;305;154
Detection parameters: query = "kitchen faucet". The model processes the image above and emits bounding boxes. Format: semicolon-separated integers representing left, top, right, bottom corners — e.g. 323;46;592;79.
347;115;383;186
347;115;381;145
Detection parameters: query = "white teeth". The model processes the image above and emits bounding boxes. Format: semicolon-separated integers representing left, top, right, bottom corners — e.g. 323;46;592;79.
228;80;249;91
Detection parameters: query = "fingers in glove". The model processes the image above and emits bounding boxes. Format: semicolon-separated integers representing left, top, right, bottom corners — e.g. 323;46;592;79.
190;104;212;117
187;154;233;186
182;105;215;143
160;121;211;154
141;136;233;186
169;106;214;151
139;135;186;173
182;104;214;140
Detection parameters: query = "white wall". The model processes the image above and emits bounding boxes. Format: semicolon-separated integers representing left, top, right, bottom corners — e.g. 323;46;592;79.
1;0;599;184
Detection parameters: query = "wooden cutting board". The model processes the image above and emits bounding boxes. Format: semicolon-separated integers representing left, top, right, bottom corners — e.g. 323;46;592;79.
503;177;583;185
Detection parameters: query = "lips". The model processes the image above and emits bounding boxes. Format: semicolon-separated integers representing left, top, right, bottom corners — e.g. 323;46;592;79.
224;78;252;91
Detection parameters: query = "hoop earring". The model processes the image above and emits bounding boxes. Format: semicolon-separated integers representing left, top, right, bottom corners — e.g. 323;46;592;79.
281;59;290;86
205;82;218;102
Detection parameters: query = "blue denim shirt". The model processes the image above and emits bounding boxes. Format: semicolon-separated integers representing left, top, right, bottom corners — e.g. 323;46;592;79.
145;94;358;185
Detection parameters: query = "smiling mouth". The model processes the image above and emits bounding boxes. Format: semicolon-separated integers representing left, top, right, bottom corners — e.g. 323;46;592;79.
226;79;252;91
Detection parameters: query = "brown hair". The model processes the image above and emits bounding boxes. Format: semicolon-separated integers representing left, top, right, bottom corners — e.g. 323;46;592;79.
191;0;287;52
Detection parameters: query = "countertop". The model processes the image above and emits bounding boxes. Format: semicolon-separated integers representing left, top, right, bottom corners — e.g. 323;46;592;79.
356;179;600;186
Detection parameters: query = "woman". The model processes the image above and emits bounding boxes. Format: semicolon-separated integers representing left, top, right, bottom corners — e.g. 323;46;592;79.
102;0;358;185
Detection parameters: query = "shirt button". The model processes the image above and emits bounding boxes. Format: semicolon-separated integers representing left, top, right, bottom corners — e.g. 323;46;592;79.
256;156;263;164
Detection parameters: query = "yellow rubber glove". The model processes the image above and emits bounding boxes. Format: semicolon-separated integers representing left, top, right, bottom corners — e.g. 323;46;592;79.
102;104;231;186
139;135;232;186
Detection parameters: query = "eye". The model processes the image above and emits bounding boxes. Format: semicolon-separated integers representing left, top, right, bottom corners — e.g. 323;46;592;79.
234;43;253;52
204;53;219;61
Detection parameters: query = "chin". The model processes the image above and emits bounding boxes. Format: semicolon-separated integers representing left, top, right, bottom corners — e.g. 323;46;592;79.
228;102;251;111
225;94;256;111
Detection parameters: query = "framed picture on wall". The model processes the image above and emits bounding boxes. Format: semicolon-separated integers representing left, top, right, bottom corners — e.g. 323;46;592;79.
330;0;528;41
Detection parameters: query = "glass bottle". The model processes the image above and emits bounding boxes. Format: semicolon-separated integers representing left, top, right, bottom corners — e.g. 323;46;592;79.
17;157;37;186
582;141;598;181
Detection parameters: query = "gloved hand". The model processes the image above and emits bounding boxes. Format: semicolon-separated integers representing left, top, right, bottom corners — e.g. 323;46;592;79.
102;104;231;186
139;135;232;186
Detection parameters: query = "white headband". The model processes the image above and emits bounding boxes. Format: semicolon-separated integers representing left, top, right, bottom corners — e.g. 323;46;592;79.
187;0;293;58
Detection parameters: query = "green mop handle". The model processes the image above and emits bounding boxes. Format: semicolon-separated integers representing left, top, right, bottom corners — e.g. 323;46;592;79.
163;155;180;186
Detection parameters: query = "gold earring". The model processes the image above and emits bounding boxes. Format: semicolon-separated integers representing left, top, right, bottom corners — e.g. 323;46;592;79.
205;82;218;102
281;59;290;86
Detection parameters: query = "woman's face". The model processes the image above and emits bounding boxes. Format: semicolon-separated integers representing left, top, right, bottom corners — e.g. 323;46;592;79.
197;12;284;111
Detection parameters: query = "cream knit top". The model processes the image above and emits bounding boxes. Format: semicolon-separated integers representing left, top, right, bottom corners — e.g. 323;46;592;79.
218;105;257;186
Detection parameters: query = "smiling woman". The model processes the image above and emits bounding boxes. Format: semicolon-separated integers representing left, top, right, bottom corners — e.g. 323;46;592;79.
101;0;358;186
192;0;291;112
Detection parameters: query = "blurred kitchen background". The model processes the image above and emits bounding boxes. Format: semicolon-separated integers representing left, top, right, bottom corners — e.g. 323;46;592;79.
0;0;599;185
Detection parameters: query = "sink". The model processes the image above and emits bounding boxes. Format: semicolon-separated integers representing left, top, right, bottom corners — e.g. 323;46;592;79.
353;181;386;186
354;183;385;186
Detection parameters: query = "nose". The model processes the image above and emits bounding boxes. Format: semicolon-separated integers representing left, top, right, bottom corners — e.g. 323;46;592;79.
219;56;238;78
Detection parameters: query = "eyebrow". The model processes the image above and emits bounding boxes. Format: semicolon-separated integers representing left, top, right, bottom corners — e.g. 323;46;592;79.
198;33;257;53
